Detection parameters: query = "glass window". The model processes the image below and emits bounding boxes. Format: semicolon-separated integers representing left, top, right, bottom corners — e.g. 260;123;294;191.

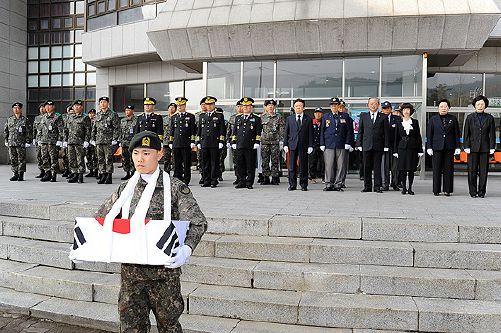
40;19;49;29
108;0;116;10
62;59;73;72
75;87;85;100
28;61;38;74
119;0;128;7
75;73;86;86
62;31;73;44
86;87;96;100
277;59;342;98
28;89;38;102
28;75;39;88
88;4;96;16
485;74;501;107
28;33;38;46
87;64;96;71
345;57;379;98
63;17;73;28
40;75;50;87
51;31;62;44
28;48;38;60
63;73;73;86
131;0;141;5
75;30;83;43
207;62;241;100
28;19;38;31
51;46;62;58
39;32;51;45
87;72;96;85
28;5;39;18
63;45;73;58
76;16;85;27
243;61;274;99
51;60;62;72
62;88;73;100
185;80;204;111
76;1;85;14
40;60;50;73
112;84;144;114
39;46;50;59
427;73;482;107
382;55;422;97
51;18;61;29
51;74;62;87
146;81;184;111
74;58;85;71
75;44;82;57
97;1;106;14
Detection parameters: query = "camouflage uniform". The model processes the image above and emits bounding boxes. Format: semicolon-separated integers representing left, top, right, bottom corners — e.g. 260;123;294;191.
162;114;174;173
120;115;137;173
94;174;207;333
65;113;91;174
33;113;45;173
91;109;121;174
4;115;30;174
60;112;74;175
260;112;285;178
86;117;98;173
39;112;64;173
227;113;239;181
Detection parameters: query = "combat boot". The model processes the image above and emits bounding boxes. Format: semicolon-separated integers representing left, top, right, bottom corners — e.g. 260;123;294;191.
40;171;51;182
17;172;24;181
257;173;264;184
96;172;102;181
105;173;112;184
68;173;78;183
97;173;106;184
9;173;18;181
271;176;280;185
262;176;270;185
121;172;131;180
50;172;57;182
78;173;84;183
35;170;45;178
85;170;93;177
62;170;69;178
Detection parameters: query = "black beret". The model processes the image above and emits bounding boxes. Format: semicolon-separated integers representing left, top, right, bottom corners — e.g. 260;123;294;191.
98;96;110;102
44;100;54;106
12;102;23;108
264;99;277;106
143;97;156;105
88;108;96;113
168;103;177;108
125;105;135;110
129;131;162;152
72;100;83;106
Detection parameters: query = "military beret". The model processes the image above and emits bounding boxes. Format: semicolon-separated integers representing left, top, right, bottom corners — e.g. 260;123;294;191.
129;131;162;152
12;102;23;108
264;99;277;106
98;96;110;102
125;105;135;110
88;108;96;113
329;97;340;105
381;101;392;109
143;97;156;105
314;107;323;113
44;100;54;106
202;96;217;104
175;97;188;106
72;100;83;106
168;103;177;108
239;97;254;106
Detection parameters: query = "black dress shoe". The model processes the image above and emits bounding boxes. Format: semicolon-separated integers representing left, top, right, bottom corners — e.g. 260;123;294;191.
246;185;253;189
478;194;485;198
235;183;246;189
301;187;308;191
232;180;239;185
323;186;334;191
361;188;372;192
375;188;383;193
392;185;400;191
211;184;217;188
382;186;390;191
218;176;223;181
288;186;296;191
470;194;477;198
201;183;211;187
341;184;346;189
408;190;415;195
401;189;407;195
444;192;451;197
434;192;440;196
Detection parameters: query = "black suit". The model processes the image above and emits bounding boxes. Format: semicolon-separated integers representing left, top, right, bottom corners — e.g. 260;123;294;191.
169;112;196;185
283;113;313;189
198;111;225;186
134;112;163;140
463;112;496;197
355;112;389;190
426;114;460;194
382;114;399;188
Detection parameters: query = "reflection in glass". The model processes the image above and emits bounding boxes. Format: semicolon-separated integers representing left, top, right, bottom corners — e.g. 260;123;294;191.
40;47;50;59
427;73;482;107
382;55;422;97
112;84;144;114
28;76;39;88
51;74;62;87
208;62;241;100
75;73;86;86
51;60;62;73
63;59;73;72
345;57;379;98
243;61;274;99
185;79;204;111
28;48;38;60
28;62;38;74
485;74;501;107
40;75;50;87
87;73;96;85
62;73;73;86
147;81;184;111
39;61;50;73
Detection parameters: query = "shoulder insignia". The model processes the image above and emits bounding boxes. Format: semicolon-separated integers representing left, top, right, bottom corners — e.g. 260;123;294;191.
179;183;191;195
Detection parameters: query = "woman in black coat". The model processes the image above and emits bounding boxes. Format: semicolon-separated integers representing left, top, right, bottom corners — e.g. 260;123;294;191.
393;103;423;195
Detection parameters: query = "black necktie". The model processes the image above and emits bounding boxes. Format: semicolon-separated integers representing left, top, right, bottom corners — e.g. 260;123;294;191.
297;115;301;127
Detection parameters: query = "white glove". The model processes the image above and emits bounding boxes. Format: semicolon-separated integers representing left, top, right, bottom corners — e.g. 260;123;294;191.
253;143;260;149
283;146;289;154
490;149;495;155
165;245;192;269
307;147;313;154
356;147;362;152
279;141;284;150
464;148;470;154
454;149;460;155
427;149;433;156
231;144;237;150
118;143;122;147
90;140;96;146
418;152;424;157
320;145;326;152
83;141;89;148
25;143;31;148
111;140;117;145
169;144;173;149
190;143;196;149
32;139;36;145
393;153;398;158
349;146;354;152
56;141;62;147
4;141;8;147
62;142;68;148
344;144;352;151
219;143;223;149
383;147;389;152
226;142;231;148
197;144;201;150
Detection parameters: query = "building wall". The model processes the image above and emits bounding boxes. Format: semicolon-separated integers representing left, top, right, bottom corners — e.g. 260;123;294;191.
430;47;501;73
0;0;27;163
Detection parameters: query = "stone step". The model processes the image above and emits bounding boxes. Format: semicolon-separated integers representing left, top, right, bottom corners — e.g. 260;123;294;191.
0;215;73;243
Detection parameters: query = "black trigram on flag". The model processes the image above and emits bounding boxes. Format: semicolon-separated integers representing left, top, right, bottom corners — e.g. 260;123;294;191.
156;222;180;256
73;226;86;250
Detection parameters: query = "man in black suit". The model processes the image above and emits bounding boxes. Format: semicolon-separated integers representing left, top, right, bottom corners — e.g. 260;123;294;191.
169;97;196;185
355;97;389;193
197;96;225;188
283;98;313;191
133;97;164;140
463;95;496;198
426;98;461;196
380;101;399;191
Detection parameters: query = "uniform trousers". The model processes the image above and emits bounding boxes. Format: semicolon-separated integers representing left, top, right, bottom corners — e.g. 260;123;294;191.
261;143;280;178
173;147;192;185
96;144;114;173
40;143;58;173
323;148;346;188
36;144;43;171
8;146;26;173
432;149;454;194
68;144;86;173
86;146;97;171
341;150;349;186
163;146;173;173
237;148;256;186
363;150;383;190
201;147;220;185
121;145;134;173
219;146;227;177
232;148;240;181
288;149;308;189
467;152;489;196
309;147;324;179
382;150;399;188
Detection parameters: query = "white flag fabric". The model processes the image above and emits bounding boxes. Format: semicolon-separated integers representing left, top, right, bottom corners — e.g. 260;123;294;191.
69;218;190;265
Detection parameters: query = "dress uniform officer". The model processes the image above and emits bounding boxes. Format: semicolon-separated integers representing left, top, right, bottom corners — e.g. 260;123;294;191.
134;97;163;141
196;98;207;184
85;109;98;177
260;99;285;185
90;96;121;185
64;100;91;183
33;103;46;178
94;131;207;333
4;102;31;181
463;95;496;198
426;98;461;196
227;101;243;185
120;105;138;180
196;96;225;187
231;97;262;189
217;107;227;182
39;100;64;182
381;101;400;191
163;103;177;173
169;97;196;185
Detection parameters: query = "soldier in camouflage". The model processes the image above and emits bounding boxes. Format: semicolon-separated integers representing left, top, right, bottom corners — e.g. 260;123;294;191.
227;100;243;185
120;105;137;180
32;103;46;178
85;109;98;177
260;99;285;185
90;96;121;185
39;100;64;182
64;100;91;183
4;102;31;181
163;103;177;173
61;104;75;178
94;131;207;333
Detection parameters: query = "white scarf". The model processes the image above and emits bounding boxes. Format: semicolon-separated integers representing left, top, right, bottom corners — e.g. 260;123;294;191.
101;166;171;263
402;118;413;135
